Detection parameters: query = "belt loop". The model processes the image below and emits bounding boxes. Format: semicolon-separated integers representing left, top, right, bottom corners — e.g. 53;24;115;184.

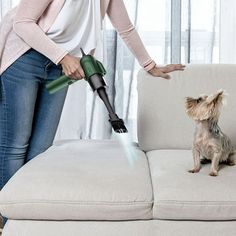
44;61;52;80
45;61;53;71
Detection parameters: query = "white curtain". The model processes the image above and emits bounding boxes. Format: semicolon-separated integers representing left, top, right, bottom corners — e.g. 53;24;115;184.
1;0;235;142
0;0;15;18
219;0;236;63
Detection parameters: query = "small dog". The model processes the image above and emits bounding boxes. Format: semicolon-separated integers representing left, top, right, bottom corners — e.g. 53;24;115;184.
185;90;235;176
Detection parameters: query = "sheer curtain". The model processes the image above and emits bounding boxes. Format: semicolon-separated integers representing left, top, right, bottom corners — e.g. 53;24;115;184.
0;0;17;18
0;0;235;142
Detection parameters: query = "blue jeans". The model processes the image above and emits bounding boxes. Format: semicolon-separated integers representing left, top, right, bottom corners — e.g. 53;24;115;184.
0;49;68;189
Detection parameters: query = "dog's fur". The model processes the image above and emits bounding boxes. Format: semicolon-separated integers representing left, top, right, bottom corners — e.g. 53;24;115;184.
185;90;235;176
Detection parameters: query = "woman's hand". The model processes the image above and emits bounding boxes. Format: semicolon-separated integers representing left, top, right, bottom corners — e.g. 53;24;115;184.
59;54;85;80
148;64;186;80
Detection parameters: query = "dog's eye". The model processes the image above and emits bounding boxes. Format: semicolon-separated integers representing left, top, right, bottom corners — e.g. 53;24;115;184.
196;98;202;103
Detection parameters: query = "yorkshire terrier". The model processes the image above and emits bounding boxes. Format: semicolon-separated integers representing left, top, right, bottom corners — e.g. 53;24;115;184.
185;90;235;176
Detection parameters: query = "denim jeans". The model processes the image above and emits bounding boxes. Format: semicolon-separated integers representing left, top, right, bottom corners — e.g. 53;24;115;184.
0;49;68;189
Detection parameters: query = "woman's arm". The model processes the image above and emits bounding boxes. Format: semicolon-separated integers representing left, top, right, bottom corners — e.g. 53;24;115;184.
107;0;156;72
107;0;185;78
13;0;68;64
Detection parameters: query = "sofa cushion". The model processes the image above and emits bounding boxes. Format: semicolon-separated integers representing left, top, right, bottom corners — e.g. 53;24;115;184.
147;150;236;220
3;220;236;236
137;65;236;151
0;140;153;220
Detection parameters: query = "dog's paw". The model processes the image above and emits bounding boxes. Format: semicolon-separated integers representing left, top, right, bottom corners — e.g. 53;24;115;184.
228;162;235;166
209;171;218;177
227;161;235;166
188;168;200;173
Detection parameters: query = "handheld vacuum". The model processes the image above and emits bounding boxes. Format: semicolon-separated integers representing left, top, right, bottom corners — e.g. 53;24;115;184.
46;49;128;134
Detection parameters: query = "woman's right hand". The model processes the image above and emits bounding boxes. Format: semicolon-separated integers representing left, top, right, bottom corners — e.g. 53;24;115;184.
59;54;85;80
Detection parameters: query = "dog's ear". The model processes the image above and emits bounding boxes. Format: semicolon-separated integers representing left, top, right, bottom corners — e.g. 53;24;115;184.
206;90;226;105
185;97;196;109
185;97;195;102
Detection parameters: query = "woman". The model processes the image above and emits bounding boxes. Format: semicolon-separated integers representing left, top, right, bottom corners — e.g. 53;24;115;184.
0;0;185;189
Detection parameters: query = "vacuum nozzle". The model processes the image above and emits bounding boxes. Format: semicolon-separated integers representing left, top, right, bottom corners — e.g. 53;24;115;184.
109;113;128;133
97;88;128;133
110;119;128;133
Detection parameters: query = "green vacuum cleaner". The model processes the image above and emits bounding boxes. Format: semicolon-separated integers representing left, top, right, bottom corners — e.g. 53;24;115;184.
46;48;128;134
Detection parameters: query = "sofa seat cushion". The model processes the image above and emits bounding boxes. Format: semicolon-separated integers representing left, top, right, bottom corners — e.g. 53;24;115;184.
3;220;236;236
147;150;236;221
0;140;153;221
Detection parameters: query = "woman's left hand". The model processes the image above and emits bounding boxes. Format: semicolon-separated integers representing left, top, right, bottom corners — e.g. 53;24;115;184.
148;64;186;80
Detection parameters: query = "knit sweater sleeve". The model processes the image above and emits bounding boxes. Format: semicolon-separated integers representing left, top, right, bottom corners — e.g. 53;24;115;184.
13;0;68;64
106;0;156;71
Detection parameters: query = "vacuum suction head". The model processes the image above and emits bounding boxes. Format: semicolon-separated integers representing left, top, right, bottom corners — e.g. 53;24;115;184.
110;118;128;133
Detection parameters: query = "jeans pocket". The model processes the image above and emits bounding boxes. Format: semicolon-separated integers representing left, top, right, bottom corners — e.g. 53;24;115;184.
7;53;50;80
17;49;49;67
45;63;63;81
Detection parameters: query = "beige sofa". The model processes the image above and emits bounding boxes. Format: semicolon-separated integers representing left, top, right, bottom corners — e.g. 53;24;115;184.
0;64;236;235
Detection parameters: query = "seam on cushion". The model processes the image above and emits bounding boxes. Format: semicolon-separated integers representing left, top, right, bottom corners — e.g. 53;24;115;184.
155;200;236;205
0;200;154;206
145;154;154;218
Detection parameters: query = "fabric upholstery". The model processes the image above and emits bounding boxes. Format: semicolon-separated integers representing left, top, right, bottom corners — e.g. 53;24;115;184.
3;219;236;236
0;140;153;220
137;64;236;151
147;149;236;220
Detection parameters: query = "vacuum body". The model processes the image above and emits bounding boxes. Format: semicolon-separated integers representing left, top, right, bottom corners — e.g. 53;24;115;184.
46;49;128;133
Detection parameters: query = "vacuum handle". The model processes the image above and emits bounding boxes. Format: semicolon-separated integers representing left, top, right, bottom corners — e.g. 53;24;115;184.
46;75;76;94
45;48;107;94
46;60;106;94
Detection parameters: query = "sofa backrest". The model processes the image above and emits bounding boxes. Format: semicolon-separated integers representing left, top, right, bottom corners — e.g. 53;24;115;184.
137;64;236;152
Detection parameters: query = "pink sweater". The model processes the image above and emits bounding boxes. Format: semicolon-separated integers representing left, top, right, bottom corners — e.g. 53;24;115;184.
0;0;156;75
